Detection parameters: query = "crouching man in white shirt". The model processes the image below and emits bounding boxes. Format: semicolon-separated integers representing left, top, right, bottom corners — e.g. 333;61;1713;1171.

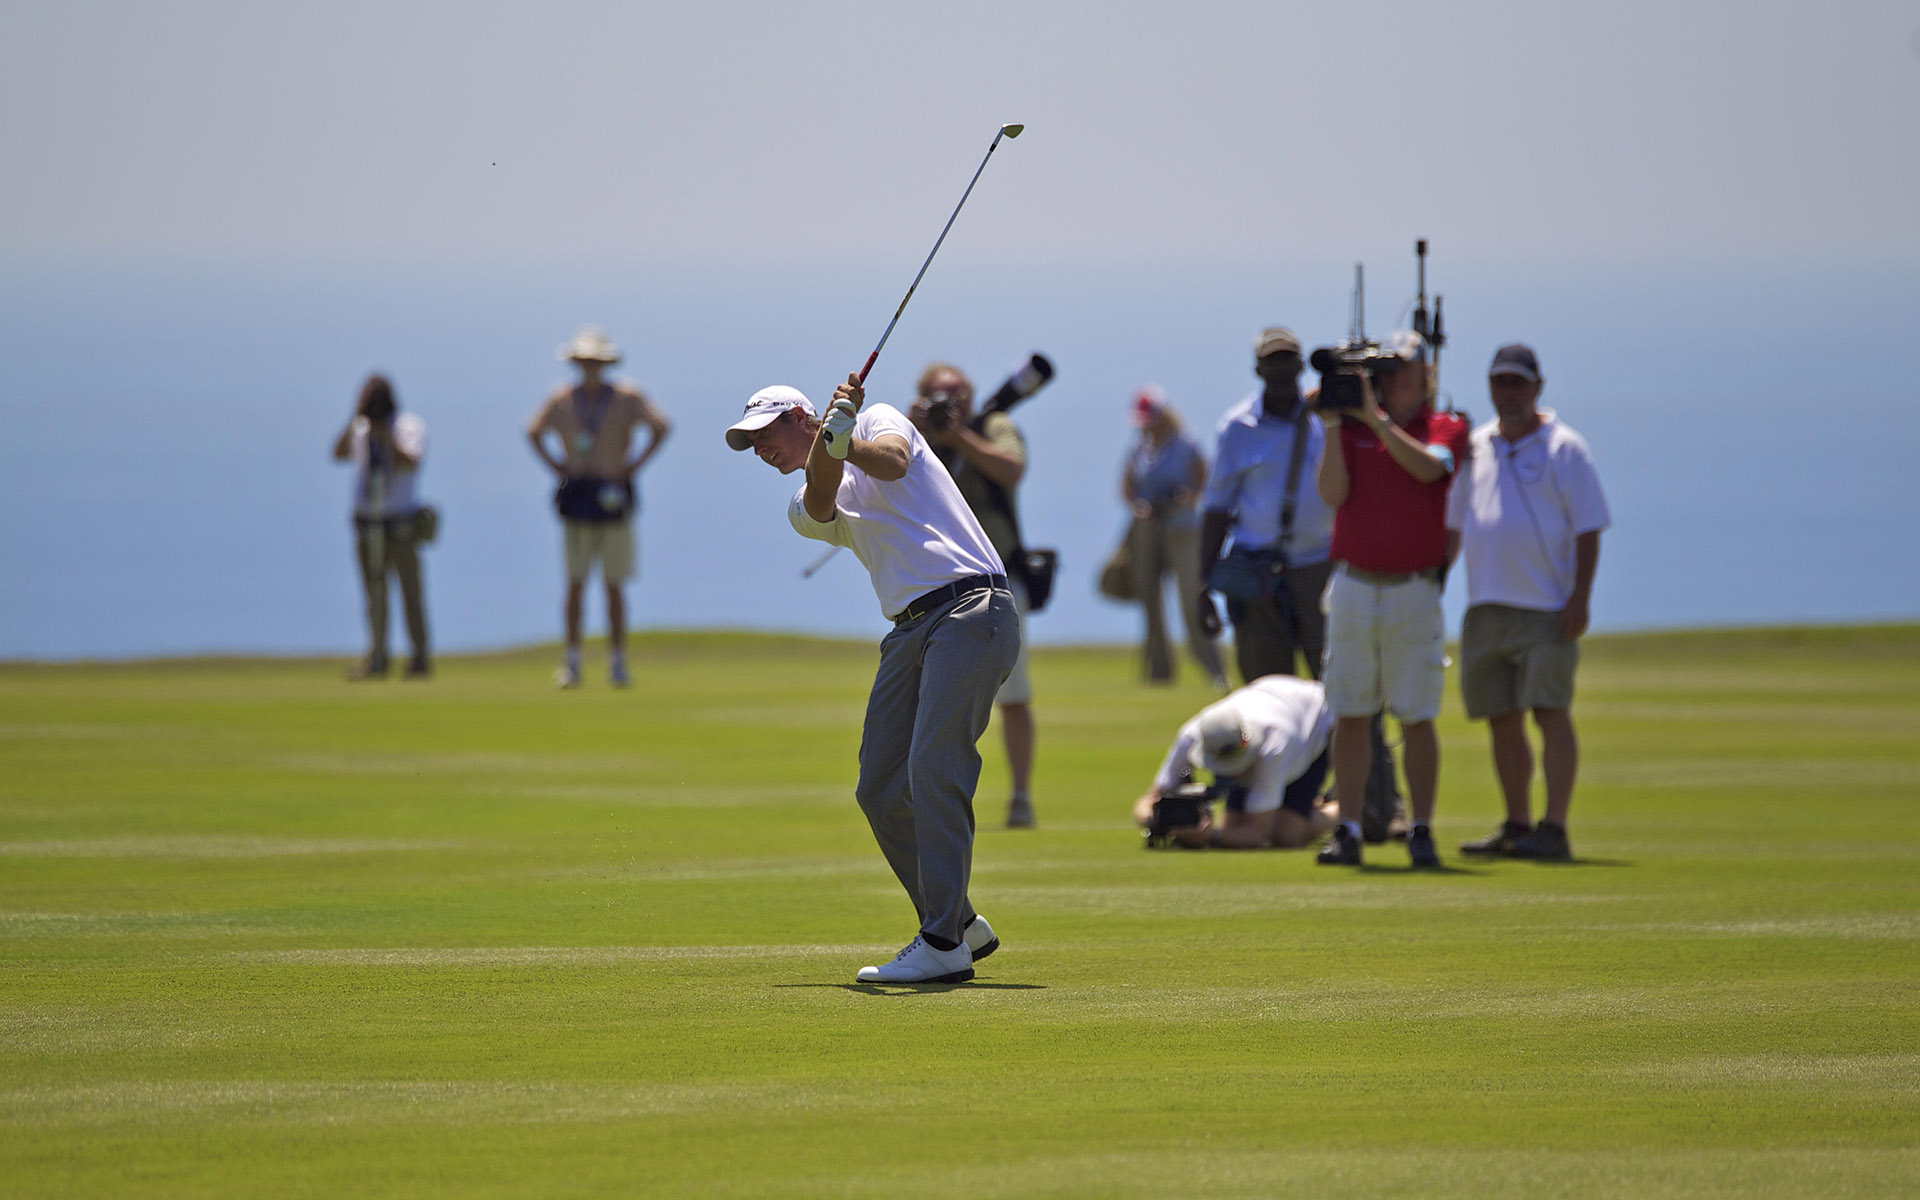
726;375;1022;984
1132;675;1336;849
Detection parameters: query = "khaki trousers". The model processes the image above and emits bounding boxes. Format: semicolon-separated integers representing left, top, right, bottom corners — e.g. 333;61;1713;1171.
354;516;429;667
1127;515;1226;683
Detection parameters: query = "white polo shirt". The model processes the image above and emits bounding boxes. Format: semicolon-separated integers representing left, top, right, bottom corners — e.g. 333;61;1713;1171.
1152;676;1333;815
788;403;1005;620
347;413;426;518
1446;411;1610;612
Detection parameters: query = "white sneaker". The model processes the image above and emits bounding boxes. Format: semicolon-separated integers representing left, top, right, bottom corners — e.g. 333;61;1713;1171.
609;659;629;688
963;914;1000;961
554;665;581;690
855;935;973;984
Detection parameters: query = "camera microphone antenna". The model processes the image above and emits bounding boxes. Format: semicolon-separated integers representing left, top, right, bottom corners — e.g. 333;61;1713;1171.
855;123;1025;386
1411;238;1448;396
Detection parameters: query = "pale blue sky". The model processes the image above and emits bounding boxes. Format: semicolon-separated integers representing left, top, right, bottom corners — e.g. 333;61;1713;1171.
4;0;1916;271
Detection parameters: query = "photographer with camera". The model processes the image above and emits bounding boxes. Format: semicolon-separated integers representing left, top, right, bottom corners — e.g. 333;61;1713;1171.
330;373;432;681
909;362;1041;828
1311;331;1470;869
1194;327;1336;685
526;327;671;689
1131;675;1335;850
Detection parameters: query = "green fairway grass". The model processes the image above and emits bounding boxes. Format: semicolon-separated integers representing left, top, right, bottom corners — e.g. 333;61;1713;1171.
3;626;1917;1198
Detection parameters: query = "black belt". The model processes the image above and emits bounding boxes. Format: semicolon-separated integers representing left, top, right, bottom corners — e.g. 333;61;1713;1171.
893;574;1007;625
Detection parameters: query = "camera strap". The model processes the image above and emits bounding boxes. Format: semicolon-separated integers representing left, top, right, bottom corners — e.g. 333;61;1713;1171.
1273;406;1310;572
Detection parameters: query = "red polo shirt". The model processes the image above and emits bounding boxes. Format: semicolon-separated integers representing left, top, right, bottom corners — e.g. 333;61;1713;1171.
1329;408;1470;573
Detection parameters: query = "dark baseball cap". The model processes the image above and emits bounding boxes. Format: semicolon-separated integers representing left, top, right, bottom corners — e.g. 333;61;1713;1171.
1489;343;1542;383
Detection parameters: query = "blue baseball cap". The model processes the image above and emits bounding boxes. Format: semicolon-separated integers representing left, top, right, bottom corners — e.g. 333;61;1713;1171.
1489;343;1542;382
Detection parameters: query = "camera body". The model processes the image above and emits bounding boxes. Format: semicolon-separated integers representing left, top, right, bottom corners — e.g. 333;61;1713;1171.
1143;779;1223;849
1309;342;1399;411
924;390;963;432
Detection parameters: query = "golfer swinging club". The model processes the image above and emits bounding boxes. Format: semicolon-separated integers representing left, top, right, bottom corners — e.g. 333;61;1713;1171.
726;374;1021;984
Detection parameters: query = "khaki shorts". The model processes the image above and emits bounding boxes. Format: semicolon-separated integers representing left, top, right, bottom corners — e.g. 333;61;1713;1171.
563;518;636;584
995;575;1033;706
1321;567;1447;722
1459;603;1579;719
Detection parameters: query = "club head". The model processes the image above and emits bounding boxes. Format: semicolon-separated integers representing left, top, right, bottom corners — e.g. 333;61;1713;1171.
999;123;1025;139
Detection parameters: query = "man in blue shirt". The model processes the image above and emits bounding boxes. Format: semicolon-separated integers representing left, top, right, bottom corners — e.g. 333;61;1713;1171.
1195;327;1336;684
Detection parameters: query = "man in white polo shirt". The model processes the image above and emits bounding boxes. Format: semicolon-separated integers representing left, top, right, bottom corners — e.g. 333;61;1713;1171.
727;373;1022;984
1445;344;1610;861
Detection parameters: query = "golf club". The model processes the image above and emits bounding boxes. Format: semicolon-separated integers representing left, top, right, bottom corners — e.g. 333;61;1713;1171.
854;122;1025;385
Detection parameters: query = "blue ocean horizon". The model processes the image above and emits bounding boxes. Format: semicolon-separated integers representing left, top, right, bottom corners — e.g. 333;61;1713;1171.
2;257;1916;661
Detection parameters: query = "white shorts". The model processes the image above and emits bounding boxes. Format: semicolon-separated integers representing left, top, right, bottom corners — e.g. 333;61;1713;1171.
1321;567;1446;722
995;575;1033;706
564;518;636;584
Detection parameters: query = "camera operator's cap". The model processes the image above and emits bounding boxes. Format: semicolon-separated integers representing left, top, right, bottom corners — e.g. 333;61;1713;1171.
1379;329;1429;364
557;326;622;364
1190;698;1262;778
1132;384;1166;427
1489;343;1542;383
724;385;817;450
1254;326;1302;359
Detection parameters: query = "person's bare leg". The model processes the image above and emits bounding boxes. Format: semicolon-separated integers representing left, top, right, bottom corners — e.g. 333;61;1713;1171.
606;584;626;657
1332;715;1373;826
1000;701;1035;799
564;582;585;651
1400;719;1439;827
1534;707;1577;827
1488;709;1534;826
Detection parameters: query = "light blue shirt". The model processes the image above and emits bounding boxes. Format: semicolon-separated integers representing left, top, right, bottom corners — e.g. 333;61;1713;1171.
1126;430;1204;523
1200;392;1333;565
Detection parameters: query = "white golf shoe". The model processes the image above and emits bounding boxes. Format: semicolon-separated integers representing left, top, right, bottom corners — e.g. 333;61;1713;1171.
856;935;973;984
963;914;1000;961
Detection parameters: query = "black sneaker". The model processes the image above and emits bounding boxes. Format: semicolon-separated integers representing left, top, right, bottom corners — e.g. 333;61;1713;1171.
1315;826;1362;866
1459;822;1530;857
1512;821;1572;861
1407;825;1440;869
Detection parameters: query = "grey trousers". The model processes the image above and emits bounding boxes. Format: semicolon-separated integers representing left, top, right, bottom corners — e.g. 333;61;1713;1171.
855;585;1022;946
1227;558;1332;684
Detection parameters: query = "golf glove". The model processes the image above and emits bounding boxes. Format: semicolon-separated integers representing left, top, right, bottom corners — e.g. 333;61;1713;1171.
822;399;858;460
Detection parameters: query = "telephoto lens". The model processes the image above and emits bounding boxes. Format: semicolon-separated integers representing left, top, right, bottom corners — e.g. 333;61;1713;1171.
982;353;1055;416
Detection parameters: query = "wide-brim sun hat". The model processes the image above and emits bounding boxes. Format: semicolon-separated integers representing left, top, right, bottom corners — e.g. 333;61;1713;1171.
725;385;818;450
557;326;622;364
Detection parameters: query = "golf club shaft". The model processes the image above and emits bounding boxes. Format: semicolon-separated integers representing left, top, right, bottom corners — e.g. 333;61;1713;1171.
857;125;1018;384
800;545;842;578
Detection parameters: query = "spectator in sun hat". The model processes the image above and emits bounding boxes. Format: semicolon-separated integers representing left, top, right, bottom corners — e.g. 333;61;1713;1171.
1122;384;1228;690
1446;342;1610;861
526;326;671;689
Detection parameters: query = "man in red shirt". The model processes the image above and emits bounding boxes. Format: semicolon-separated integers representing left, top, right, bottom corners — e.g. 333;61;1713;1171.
1312;331;1470;868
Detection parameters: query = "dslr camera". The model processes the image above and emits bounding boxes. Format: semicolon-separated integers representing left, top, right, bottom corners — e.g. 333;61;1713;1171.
1308;341;1402;412
1143;779;1223;849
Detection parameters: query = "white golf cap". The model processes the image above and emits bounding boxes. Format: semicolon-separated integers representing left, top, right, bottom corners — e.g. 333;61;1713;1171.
1188;697;1261;778
725;385;817;450
557;326;622;364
